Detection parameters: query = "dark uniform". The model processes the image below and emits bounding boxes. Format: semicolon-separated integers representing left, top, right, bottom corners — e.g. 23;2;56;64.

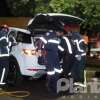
39;31;64;94
8;34;17;52
0;26;10;87
70;32;86;85
59;31;86;86
59;34;74;76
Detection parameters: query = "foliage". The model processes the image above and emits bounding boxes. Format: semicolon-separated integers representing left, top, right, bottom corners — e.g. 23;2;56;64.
6;0;100;29
49;0;100;29
6;0;35;16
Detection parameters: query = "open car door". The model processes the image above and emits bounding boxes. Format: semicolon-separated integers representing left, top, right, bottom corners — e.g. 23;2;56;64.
27;13;84;36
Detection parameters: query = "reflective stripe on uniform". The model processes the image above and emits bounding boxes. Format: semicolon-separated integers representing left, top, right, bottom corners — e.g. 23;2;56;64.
81;53;86;56
54;68;63;73
0;36;8;41
40;37;47;44
7;46;10;53
63;37;72;54
0;54;9;57
75;55;79;58
74;82;86;88
0;68;6;85
48;39;60;44
75;53;86;58
79;39;85;44
74;39;84;52
84;70;87;88
58;45;64;51
9;42;12;47
74;70;87;88
47;71;55;75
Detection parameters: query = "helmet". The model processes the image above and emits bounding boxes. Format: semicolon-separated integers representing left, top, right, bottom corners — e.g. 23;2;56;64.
0;24;9;32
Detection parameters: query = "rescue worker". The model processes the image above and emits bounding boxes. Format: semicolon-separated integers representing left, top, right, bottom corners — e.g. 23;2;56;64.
8;31;17;52
60;24;87;87
38;30;64;94
56;30;73;77
65;24;87;87
0;25;12;90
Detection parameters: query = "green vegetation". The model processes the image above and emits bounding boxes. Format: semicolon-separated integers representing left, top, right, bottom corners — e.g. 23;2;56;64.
6;0;100;30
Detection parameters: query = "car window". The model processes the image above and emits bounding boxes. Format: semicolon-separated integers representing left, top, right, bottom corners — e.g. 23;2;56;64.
16;31;31;44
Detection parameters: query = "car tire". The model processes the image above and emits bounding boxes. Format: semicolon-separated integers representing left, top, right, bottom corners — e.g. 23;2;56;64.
7;58;23;87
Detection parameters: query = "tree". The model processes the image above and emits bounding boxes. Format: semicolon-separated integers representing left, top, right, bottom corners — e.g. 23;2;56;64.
0;0;12;16
34;0;52;14
50;0;76;13
6;0;36;16
49;0;100;30
6;0;100;30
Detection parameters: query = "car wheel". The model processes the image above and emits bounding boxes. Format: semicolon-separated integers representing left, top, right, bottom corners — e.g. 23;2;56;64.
7;60;23;87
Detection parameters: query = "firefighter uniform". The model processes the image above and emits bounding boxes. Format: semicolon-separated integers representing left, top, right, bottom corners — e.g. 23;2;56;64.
59;34;74;76
0;26;10;87
39;31;64;94
71;32;87;85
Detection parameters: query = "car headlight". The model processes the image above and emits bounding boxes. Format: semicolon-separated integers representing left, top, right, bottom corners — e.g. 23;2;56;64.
22;49;36;56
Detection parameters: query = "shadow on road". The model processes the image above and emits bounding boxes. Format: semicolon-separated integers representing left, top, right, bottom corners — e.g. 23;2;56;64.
5;79;60;100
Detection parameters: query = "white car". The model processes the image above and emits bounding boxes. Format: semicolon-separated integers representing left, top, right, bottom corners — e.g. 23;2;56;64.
8;27;46;85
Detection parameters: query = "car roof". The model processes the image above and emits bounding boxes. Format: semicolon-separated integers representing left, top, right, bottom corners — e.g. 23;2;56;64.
9;27;30;34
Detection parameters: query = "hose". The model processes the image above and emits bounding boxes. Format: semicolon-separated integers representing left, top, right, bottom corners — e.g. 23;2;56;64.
0;90;30;98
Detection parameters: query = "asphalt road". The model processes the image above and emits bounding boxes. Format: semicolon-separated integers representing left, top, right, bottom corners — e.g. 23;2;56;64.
0;76;100;100
0;57;100;100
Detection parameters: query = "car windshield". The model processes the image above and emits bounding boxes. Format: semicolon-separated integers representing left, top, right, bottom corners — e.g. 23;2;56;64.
16;31;31;44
